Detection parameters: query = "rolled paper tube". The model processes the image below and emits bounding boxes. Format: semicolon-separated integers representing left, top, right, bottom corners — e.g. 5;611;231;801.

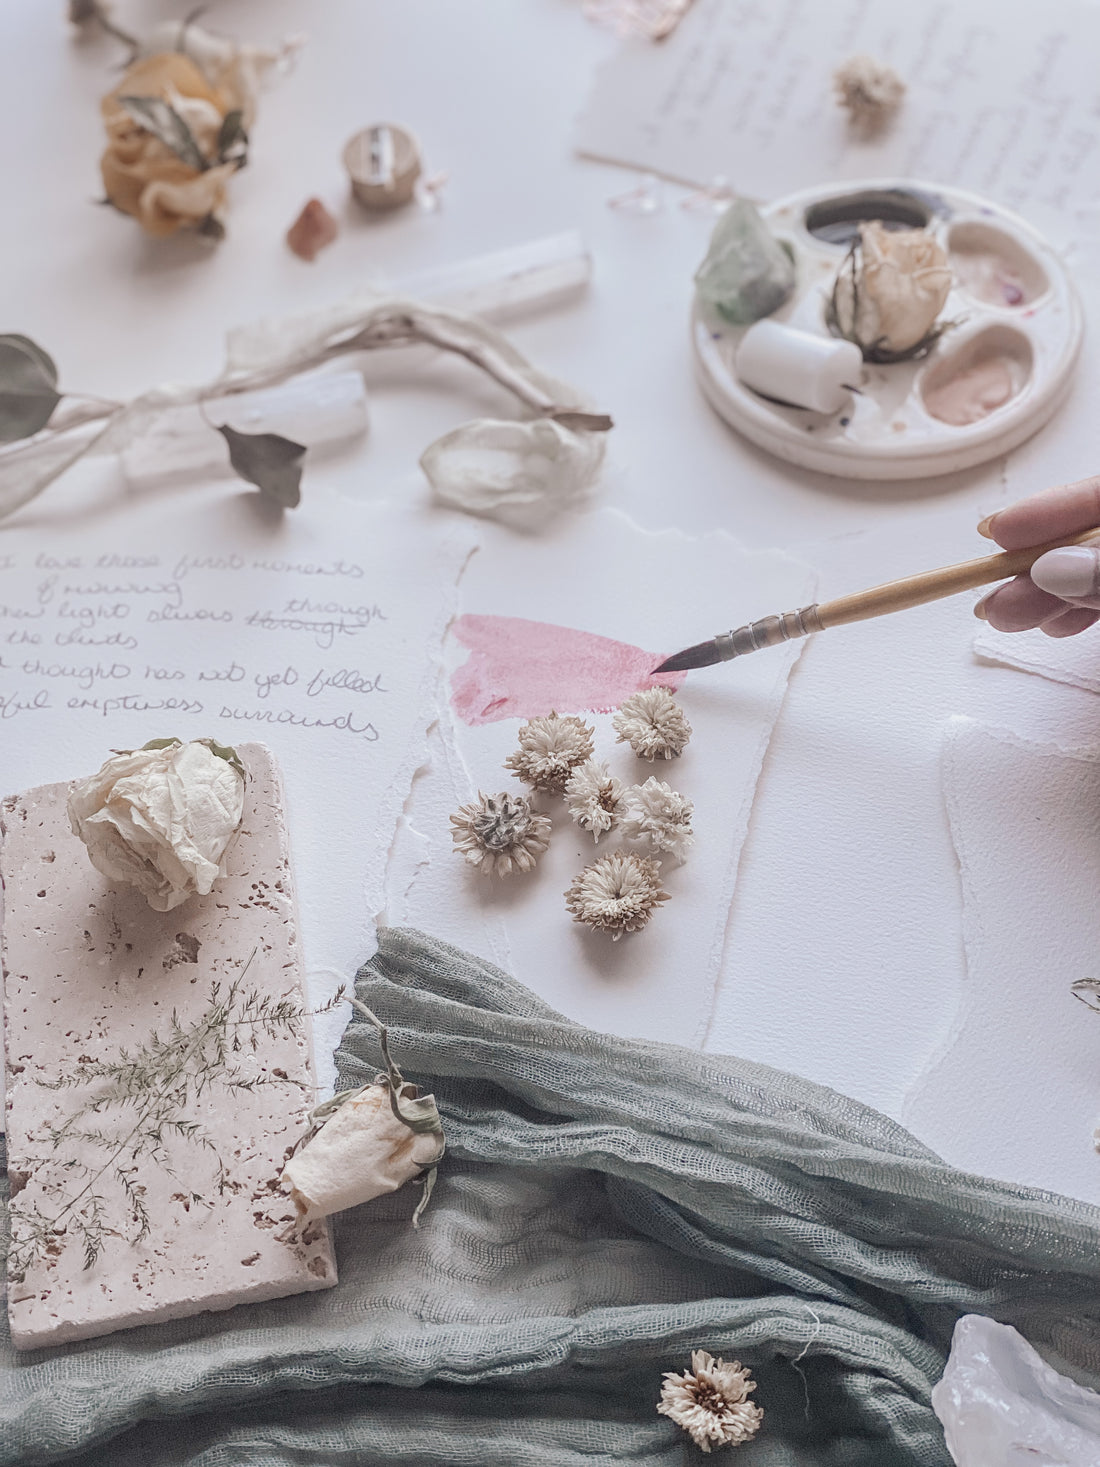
344;123;422;210
120;371;369;487
282;1083;444;1219
735;320;863;415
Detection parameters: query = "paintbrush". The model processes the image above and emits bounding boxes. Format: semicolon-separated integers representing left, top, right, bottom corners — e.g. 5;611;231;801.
652;527;1100;674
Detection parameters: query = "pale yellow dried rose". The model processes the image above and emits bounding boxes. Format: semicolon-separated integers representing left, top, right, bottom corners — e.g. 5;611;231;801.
100;52;238;238
831;223;953;360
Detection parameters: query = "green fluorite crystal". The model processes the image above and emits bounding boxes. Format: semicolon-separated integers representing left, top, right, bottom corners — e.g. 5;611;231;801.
694;199;795;325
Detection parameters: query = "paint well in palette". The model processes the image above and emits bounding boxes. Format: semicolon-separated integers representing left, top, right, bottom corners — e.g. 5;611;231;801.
450;614;683;725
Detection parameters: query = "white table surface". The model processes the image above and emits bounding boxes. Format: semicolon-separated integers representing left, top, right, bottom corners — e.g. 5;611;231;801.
5;0;1100;1202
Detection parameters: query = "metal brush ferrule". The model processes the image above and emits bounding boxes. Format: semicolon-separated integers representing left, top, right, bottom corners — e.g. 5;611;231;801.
713;604;823;661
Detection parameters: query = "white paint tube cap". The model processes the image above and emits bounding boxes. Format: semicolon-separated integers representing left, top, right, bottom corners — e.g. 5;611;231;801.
735;319;863;415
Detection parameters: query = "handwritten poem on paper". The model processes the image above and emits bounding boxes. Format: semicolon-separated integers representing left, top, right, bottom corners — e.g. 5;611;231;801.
577;0;1100;226
0;546;390;744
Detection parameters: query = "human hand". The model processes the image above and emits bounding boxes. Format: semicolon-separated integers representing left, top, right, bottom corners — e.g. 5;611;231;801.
974;474;1100;637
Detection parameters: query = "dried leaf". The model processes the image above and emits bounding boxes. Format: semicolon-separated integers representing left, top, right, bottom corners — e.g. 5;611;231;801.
216;424;306;509
216;109;249;168
117;94;208;172
0;336;62;443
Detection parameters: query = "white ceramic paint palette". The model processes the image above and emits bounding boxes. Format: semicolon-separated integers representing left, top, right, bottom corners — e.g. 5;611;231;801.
692;180;1084;480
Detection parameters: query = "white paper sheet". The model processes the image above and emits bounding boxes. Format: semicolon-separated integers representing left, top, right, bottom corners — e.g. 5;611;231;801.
904;719;1100;1200
0;478;476;1100
388;507;815;1045
975;624;1100;697
576;0;1100;230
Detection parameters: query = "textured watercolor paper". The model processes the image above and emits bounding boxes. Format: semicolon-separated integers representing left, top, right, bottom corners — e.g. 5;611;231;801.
388;508;815;1046
576;0;1100;229
974;624;1100;697
0;484;476;1110
904;719;1100;1201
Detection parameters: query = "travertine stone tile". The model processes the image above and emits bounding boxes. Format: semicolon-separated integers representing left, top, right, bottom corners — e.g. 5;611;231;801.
3;742;336;1349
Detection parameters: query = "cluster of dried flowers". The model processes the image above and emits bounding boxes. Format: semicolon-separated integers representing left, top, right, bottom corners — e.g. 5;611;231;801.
450;687;696;940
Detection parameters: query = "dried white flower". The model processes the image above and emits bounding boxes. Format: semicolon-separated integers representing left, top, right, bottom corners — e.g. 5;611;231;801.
564;759;625;841
282;1081;444;1220
613;687;692;761
621;777;694;863
565;851;669;940
67;737;245;913
450;791;551;876
833;54;906;133
658;1350;763;1452
505;712;595;793
829;223;952;362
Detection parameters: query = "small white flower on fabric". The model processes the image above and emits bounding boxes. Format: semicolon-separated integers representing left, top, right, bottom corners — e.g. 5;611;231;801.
505;712;595;794
658;1350;763;1452
449;791;551;876
282;1081;444;1220
67;737;245;913
620;777;694;863
613;687;692;761
833;54;906;133
564;759;625;842
565;851;669;940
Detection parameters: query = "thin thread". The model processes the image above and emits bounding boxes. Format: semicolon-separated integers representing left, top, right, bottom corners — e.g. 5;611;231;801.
790;1303;822;1420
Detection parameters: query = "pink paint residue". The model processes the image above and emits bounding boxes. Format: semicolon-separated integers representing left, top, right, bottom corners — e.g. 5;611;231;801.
450;614;684;726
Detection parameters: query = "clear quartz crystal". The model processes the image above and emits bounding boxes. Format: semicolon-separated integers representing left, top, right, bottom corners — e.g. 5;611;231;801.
694;198;796;325
931;1315;1100;1465
120;371;368;487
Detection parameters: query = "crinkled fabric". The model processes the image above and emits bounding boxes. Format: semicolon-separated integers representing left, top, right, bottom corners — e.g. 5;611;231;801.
4;927;1100;1466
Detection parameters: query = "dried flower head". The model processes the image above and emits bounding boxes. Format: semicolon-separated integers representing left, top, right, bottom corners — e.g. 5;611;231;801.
658;1350;763;1452
450;791;551;877
564;759;625;841
828;223;952;362
833;54;906;133
504;712;595;793
565;851;669;940
613;687;692;761
621;777;694;863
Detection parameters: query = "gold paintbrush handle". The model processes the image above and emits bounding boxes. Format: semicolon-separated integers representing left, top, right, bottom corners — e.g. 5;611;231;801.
818;526;1100;629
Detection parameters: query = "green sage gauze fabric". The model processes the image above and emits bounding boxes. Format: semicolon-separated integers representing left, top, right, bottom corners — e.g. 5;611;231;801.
5;927;1100;1465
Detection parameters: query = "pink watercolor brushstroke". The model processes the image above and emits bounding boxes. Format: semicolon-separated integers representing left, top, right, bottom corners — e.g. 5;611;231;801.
450;614;684;726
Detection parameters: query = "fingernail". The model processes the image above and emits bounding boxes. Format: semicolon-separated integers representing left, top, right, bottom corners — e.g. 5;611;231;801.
973;594;990;621
1031;546;1100;598
977;512;1003;539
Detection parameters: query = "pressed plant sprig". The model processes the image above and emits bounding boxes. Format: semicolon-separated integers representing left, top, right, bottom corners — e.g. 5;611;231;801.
6;951;340;1281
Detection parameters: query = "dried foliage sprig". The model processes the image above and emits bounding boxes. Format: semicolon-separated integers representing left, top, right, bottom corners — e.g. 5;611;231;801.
6;950;332;1281
0;300;611;522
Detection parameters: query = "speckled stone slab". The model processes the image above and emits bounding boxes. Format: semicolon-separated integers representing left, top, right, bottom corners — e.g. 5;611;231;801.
2;742;336;1349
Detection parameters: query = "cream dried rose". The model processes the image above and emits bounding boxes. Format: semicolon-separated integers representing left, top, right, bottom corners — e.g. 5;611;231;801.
830;222;953;360
67;738;246;912
100;52;241;238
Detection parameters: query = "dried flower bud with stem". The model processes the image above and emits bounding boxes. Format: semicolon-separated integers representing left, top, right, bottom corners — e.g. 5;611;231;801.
827;222;953;363
833;55;906;134
620;777;694;863
564;759;625;841
505;712;595;794
613;686;692;761
449;791;551;877
565;851;669;940
657;1350;763;1452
